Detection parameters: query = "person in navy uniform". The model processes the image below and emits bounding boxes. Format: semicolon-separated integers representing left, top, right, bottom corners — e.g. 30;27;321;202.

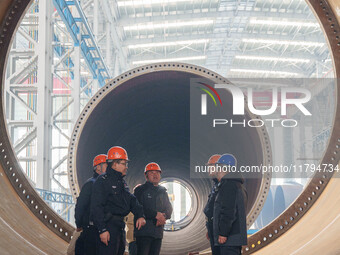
125;184;142;255
91;146;146;255
213;153;248;255
203;154;221;255
75;154;108;255
134;162;173;255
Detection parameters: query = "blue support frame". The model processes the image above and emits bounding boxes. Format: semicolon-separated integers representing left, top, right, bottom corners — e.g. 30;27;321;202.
36;189;74;204
36;189;74;222
53;0;111;87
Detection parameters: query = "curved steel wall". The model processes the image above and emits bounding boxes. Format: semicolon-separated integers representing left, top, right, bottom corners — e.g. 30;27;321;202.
67;66;272;254
0;0;340;254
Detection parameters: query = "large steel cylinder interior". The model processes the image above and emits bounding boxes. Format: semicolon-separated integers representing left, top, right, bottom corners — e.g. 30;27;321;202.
75;69;265;254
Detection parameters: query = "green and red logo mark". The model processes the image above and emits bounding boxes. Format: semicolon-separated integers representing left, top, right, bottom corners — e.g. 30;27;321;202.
198;82;222;115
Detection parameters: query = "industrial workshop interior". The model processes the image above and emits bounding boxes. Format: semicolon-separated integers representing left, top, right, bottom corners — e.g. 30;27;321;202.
0;0;340;254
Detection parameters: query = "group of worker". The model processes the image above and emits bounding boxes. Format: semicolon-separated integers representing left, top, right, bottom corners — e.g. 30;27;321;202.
73;146;247;255
74;146;172;255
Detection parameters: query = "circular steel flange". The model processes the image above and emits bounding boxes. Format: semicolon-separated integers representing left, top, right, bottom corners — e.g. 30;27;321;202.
66;63;272;254
0;0;339;252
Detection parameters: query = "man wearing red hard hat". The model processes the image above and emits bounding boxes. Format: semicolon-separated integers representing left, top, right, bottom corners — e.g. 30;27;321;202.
134;162;173;255
75;154;108;255
91;146;146;255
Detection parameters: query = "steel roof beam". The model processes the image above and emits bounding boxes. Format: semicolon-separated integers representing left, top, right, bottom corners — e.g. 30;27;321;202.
123;33;324;47
118;10;315;26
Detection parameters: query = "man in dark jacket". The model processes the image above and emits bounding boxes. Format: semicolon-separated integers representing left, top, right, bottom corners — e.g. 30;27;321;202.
134;162;173;255
203;154;221;255
75;154;108;255
91;146;146;255
213;153;248;255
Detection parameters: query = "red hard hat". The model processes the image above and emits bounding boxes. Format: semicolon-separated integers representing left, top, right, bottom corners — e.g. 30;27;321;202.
107;146;129;161
206;154;221;165
93;154;107;167
144;162;162;173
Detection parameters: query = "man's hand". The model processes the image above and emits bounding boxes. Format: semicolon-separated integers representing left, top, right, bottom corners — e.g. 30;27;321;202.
156;212;166;222
156;219;166;226
155;212;166;226
218;235;227;244
136;217;146;230
76;227;83;232
100;231;110;246
206;232;210;240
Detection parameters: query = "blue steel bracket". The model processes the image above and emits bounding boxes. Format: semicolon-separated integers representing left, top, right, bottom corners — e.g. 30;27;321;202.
36;189;74;205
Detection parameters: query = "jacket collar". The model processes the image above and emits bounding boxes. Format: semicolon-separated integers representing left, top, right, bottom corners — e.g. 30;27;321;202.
219;173;244;184
107;167;124;179
145;181;162;190
145;180;156;187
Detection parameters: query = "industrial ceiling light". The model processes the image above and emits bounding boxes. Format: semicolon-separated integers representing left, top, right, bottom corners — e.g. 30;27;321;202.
229;68;300;76
117;0;192;7
128;39;209;49
234;55;310;63
132;56;206;65
242;38;325;47
249;19;320;28
124;20;214;31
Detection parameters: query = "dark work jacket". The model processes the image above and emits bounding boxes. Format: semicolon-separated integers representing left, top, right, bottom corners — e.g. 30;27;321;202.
91;168;144;234
134;181;173;239
213;175;248;246
204;178;219;221
74;172;99;229
204;178;219;234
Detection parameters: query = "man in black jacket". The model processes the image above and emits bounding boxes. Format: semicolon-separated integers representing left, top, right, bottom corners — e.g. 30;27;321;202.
213;153;248;255
91;146;146;255
75;154;108;255
203;154;221;255
134;162;173;255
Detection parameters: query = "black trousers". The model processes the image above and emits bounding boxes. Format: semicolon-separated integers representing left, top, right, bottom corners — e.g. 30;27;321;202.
206;221;220;255
75;226;100;255
75;230;85;255
136;236;162;255
219;246;242;255
98;221;126;255
129;241;137;255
